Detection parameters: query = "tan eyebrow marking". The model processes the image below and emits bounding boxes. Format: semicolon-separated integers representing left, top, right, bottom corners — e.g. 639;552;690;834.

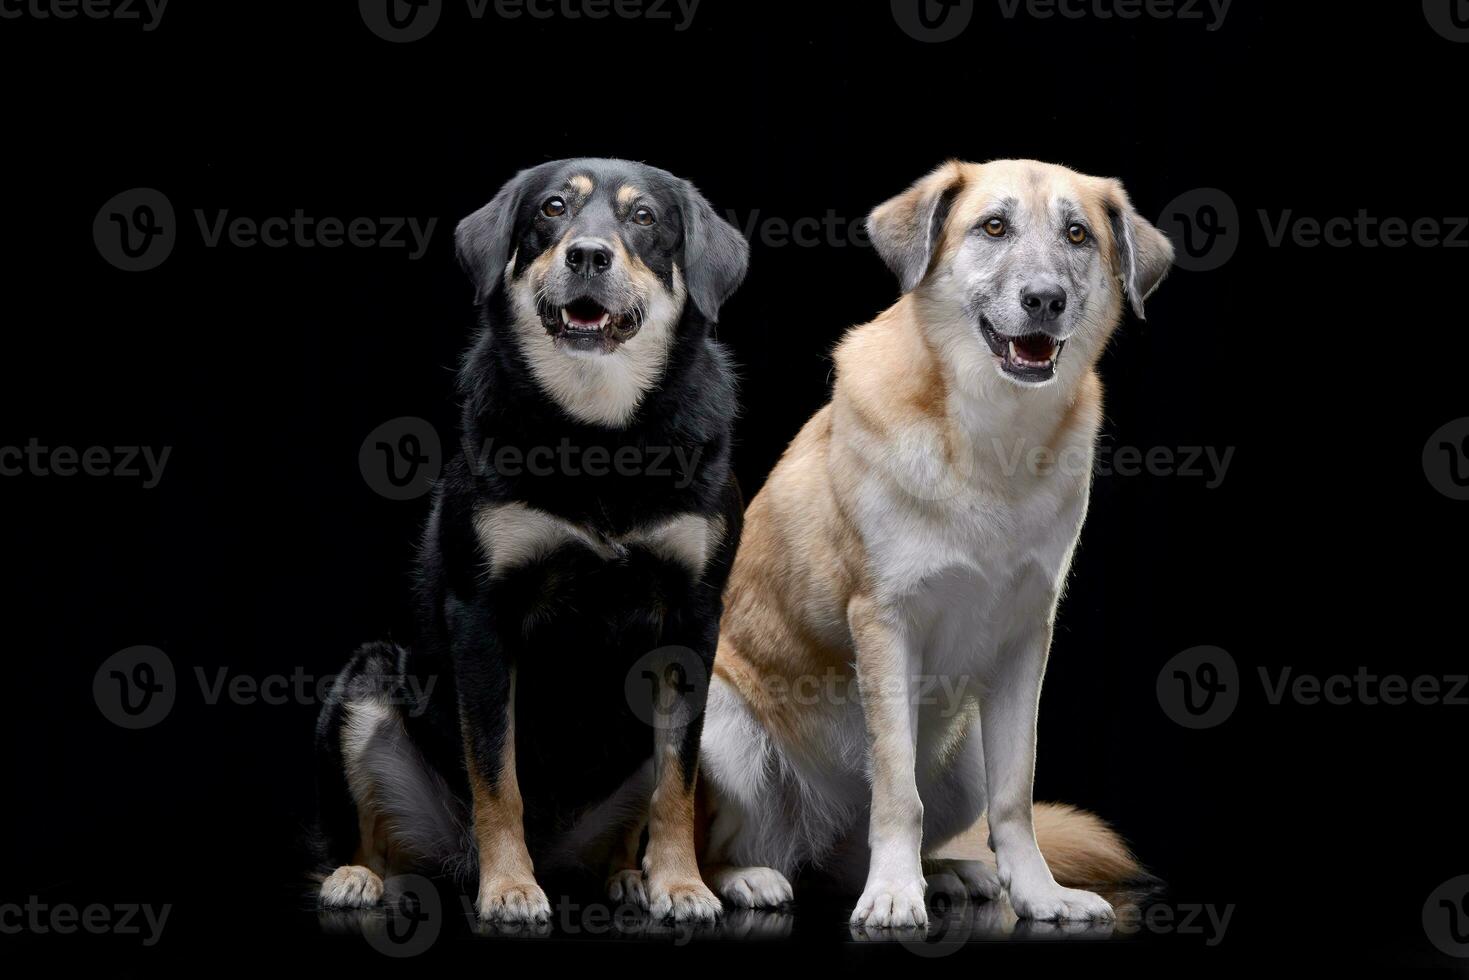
617;185;645;209
567;174;595;196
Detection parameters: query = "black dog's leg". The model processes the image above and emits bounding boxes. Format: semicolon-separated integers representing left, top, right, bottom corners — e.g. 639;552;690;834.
446;595;550;924
641;620;722;922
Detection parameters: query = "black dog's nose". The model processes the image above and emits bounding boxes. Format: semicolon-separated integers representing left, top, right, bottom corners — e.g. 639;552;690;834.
1020;283;1067;322
566;240;613;278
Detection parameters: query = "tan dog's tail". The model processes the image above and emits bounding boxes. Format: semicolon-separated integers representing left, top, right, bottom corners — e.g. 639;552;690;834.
938;803;1153;888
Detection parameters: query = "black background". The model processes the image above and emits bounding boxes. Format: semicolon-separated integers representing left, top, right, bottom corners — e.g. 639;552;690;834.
2;0;1466;972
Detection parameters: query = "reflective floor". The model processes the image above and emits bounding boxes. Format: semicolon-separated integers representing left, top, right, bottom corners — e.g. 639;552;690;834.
315;875;1168;955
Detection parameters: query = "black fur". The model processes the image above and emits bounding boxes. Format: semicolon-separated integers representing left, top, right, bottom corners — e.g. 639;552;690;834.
314;159;748;900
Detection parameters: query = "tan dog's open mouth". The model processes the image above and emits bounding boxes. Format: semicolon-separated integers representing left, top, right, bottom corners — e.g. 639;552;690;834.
980;317;1065;383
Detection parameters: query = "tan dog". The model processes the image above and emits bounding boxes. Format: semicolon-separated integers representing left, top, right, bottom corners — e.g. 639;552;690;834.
697;160;1173;926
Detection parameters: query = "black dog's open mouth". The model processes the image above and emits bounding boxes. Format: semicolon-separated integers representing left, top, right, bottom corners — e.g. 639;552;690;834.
979;317;1066;383
540;297;641;352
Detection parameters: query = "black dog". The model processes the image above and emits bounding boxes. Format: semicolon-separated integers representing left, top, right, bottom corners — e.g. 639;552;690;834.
314;159;749;923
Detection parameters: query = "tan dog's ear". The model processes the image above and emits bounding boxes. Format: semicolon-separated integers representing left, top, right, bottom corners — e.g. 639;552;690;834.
866;161;966;293
1106;183;1174;320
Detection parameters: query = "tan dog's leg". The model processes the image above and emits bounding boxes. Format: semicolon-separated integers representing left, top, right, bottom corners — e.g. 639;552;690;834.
848;594;929;929
981;623;1112;920
464;672;549;923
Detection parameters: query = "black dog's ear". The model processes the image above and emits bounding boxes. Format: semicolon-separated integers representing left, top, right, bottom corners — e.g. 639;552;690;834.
1106;183;1175;320
866;161;966;293
455;163;552;305
678;180;750;322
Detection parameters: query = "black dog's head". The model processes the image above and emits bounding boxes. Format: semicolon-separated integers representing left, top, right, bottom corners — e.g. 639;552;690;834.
455;160;748;427
456;158;748;351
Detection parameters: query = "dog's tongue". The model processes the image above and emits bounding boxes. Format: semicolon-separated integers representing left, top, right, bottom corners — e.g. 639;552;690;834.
1014;334;1057;360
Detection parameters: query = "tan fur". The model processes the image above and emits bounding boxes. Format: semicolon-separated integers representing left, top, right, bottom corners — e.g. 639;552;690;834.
929;803;1144;888
706;161;1164;907
464;679;543;914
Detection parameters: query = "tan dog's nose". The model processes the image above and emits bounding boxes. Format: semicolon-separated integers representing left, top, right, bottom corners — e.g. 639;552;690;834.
1020;281;1067;322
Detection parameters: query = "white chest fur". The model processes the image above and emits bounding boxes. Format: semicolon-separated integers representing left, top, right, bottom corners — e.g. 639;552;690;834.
839;389;1098;667
473;501;724;580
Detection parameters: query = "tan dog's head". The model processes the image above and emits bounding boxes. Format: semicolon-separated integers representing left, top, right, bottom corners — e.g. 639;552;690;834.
868;160;1173;389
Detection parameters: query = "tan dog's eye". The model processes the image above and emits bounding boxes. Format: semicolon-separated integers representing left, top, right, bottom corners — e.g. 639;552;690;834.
542;197;566;218
983;218;1006;237
632;206;656;227
1067;223;1088;245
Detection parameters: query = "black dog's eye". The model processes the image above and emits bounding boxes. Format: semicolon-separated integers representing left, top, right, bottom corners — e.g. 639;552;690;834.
631;206;656;227
982;218;1006;238
542;197;566;218
1067;222;1089;245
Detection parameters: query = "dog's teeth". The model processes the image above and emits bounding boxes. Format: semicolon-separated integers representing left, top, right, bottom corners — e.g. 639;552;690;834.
1008;341;1018;361
560;309;571;325
598;314;610;328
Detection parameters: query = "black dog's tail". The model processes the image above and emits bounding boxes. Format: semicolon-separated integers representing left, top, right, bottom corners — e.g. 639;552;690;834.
309;641;475;885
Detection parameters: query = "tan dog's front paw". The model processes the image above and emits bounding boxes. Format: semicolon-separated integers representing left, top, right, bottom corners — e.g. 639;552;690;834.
647;875;721;923
476;876;550;923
